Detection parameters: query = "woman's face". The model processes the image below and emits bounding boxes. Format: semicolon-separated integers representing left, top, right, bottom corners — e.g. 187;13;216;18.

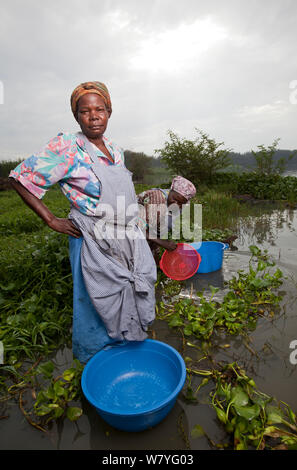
167;190;187;208
76;93;109;140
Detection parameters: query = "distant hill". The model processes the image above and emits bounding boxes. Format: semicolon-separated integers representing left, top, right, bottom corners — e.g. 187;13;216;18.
229;149;297;172
2;148;297;184
124;148;297;180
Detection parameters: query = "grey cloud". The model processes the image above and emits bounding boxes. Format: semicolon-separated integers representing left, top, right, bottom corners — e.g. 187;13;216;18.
0;0;297;160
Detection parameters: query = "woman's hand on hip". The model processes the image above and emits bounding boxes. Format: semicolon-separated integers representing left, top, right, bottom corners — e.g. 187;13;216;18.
9;179;82;238
48;217;82;238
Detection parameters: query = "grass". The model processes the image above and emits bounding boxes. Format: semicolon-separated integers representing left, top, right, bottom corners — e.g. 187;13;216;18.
0;180;261;235
0;186;73;364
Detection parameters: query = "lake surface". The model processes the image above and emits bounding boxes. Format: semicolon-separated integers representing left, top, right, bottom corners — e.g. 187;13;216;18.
284;170;297;178
1;203;297;450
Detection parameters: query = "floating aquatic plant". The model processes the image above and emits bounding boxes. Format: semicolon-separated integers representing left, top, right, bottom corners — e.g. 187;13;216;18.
157;246;284;340
188;362;297;450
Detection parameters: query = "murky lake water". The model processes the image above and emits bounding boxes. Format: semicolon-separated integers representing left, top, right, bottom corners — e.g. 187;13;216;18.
1;204;297;450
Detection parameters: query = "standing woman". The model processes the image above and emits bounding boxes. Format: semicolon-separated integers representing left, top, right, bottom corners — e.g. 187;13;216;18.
9;81;157;363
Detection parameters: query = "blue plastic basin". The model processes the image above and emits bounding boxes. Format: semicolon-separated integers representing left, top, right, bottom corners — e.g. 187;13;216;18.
190;241;229;273
81;339;186;432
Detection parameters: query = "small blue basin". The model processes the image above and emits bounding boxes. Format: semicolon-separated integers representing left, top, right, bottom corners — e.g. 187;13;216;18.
190;241;229;273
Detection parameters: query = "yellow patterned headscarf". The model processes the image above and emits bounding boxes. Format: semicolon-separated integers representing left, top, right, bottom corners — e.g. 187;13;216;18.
70;81;112;118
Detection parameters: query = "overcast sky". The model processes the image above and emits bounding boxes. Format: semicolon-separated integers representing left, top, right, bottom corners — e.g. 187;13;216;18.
1;0;297;161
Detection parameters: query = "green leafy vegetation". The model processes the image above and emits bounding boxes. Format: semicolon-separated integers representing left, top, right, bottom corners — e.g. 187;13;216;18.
1;359;84;431
0;230;73;363
187;362;297;450
33;359;84;424
0;188;79;424
155;128;231;183
251;139;297;176
210;172;297;202
157;246;283;340
0;159;23;177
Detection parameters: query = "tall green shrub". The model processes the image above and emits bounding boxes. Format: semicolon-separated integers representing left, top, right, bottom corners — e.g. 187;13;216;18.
252;139;297;176
155;128;231;184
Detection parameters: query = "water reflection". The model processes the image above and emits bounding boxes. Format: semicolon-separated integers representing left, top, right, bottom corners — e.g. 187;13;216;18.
184;270;225;291
81;397;190;451
238;205;297;249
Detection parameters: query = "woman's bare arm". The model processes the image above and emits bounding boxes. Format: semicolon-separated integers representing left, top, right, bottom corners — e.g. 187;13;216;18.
9;178;81;238
146;235;177;251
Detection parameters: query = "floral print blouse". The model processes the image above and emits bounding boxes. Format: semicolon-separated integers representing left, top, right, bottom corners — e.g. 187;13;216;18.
9;132;125;216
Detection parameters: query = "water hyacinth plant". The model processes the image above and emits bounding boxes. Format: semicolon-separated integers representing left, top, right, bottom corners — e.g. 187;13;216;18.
188;362;297;450
157;246;284;340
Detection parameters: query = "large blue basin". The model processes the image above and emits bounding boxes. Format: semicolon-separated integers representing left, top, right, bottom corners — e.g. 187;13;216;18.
81;339;186;432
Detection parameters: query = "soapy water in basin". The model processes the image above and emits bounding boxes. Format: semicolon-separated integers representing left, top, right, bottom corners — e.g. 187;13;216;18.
100;371;173;411
86;349;181;415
